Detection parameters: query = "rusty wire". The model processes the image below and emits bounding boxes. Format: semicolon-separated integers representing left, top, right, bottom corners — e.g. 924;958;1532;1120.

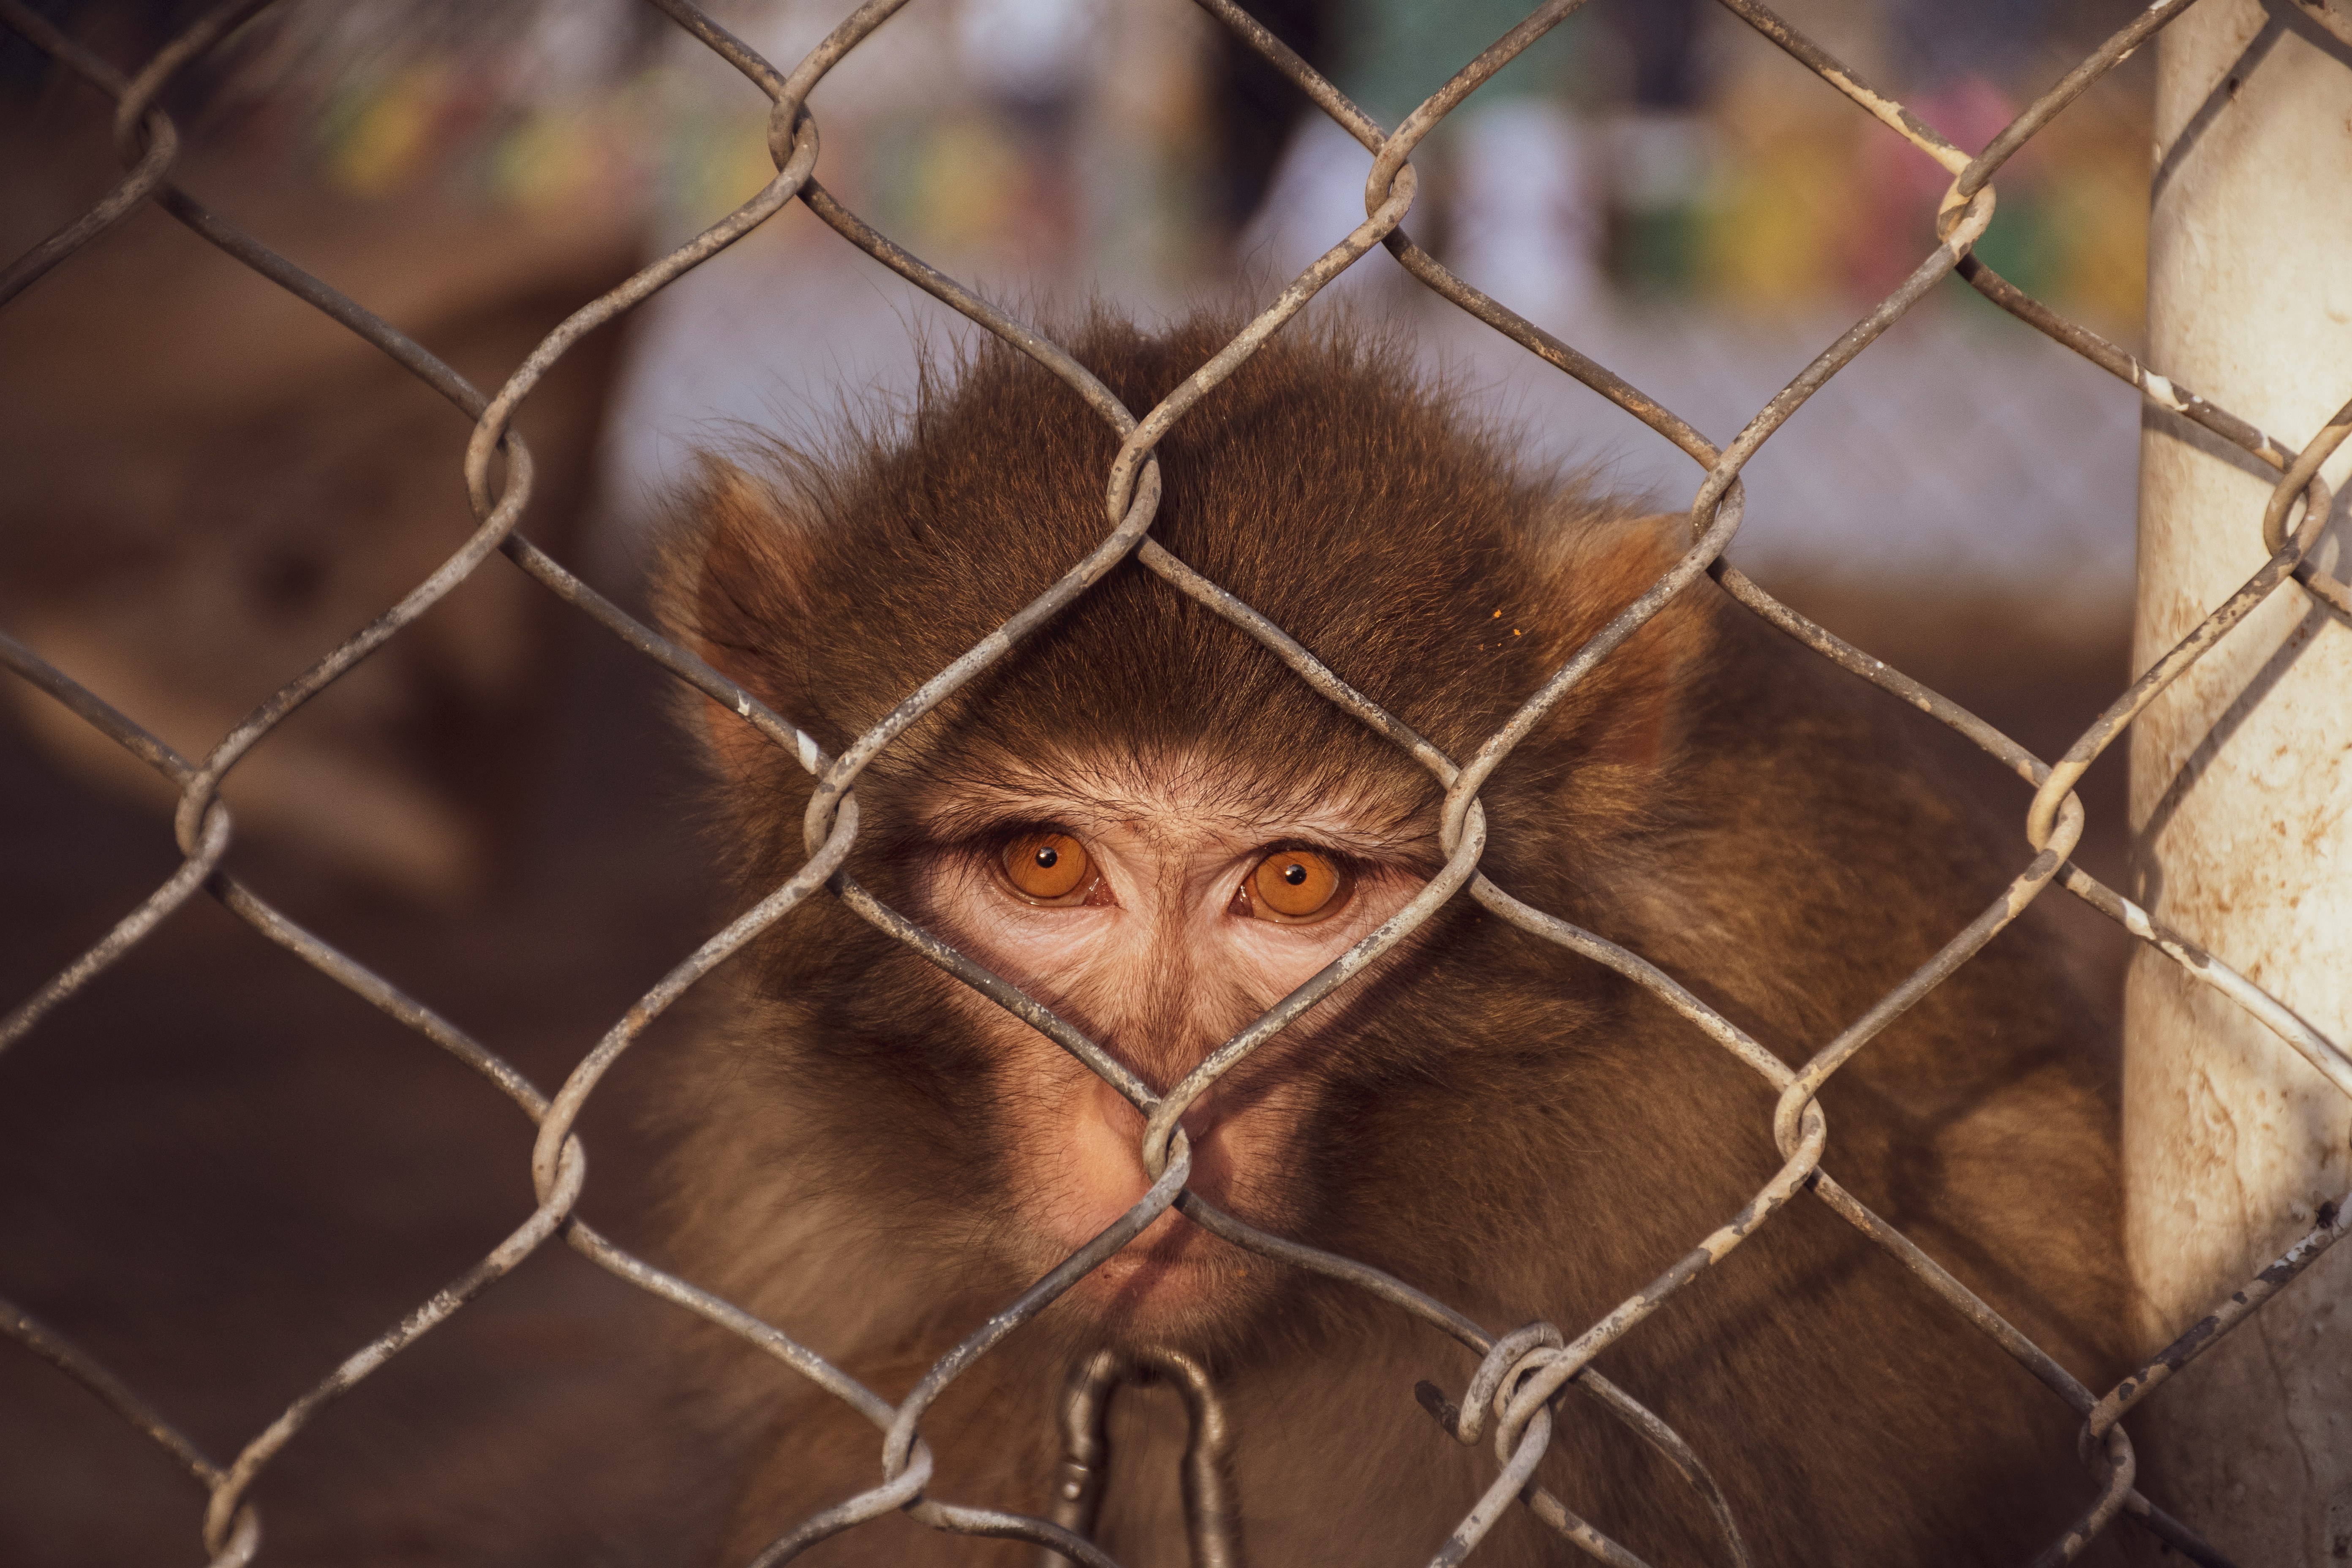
3;0;2350;1564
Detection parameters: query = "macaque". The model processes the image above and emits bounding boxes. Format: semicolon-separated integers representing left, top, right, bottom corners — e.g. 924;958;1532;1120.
654;313;2130;1567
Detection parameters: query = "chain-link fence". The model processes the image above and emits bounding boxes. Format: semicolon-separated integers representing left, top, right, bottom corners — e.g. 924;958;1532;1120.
5;0;2351;1564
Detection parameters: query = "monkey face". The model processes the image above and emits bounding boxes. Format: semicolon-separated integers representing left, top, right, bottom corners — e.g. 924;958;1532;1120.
906;756;1435;1331
662;317;1706;1352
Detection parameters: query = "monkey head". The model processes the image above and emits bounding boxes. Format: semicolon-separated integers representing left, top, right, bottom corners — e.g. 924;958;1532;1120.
659;313;1709;1352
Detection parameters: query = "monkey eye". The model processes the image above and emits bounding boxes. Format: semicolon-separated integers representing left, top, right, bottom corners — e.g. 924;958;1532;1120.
1001;831;1094;904
1244;848;1350;923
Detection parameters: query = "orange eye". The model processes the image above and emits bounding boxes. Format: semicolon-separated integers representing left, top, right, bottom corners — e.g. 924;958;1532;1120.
1249;849;1346;922
1003;832;1092;901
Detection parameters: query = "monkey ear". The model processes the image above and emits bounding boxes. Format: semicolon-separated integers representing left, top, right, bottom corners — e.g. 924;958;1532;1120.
1529;509;1718;785
656;459;820;783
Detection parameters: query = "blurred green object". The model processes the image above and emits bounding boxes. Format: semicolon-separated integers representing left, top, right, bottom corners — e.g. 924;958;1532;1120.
1611;200;1702;298
1332;0;1587;122
1970;190;2065;300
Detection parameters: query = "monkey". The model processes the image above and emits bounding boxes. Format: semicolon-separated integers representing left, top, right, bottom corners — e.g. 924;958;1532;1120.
651;310;2134;1568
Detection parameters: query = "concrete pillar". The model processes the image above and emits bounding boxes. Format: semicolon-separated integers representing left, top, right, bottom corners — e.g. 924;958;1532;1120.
2126;3;2352;1561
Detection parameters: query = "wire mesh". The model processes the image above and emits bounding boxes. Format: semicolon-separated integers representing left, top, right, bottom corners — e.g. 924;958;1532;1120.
4;0;2351;1564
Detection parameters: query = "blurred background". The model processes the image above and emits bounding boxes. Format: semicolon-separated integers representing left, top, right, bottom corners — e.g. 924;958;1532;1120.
0;1;2146;1561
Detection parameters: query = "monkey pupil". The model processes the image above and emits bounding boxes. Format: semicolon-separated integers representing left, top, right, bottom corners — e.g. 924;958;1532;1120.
1035;847;1058;869
1283;861;1307;885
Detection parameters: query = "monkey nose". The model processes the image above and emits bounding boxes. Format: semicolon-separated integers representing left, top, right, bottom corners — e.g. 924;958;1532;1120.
1089;1073;1220;1156
1172;1090;1221;1140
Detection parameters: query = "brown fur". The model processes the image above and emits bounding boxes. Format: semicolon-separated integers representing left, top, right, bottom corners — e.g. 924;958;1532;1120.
652;312;2130;1566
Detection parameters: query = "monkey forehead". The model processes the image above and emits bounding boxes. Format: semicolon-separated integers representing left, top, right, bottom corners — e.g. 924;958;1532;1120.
914;751;1438;858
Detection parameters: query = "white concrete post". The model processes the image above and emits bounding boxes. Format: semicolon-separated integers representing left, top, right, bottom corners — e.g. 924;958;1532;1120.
2126;3;2352;1561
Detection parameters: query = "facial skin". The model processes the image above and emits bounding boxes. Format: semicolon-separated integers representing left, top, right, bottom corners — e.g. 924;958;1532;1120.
910;760;1429;1324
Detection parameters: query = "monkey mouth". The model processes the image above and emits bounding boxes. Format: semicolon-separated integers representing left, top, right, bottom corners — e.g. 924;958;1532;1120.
1090;1209;1208;1282
1062;1207;1270;1335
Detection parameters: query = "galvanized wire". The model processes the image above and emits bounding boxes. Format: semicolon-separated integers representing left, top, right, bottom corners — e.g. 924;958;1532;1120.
3;0;2349;1565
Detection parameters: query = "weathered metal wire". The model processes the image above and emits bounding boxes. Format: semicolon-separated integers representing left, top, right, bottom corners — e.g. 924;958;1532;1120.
3;0;2348;1564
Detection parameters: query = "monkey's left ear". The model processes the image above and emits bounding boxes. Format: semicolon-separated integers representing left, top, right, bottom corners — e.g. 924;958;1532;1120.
654;459;822;784
1526;510;1719;786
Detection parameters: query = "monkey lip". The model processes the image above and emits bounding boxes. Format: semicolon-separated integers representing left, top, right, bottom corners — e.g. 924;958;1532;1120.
1063;1209;1254;1328
1089;1213;1199;1277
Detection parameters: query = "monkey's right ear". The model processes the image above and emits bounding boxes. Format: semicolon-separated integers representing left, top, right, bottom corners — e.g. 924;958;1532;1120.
1522;508;1720;790
655;460;820;783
